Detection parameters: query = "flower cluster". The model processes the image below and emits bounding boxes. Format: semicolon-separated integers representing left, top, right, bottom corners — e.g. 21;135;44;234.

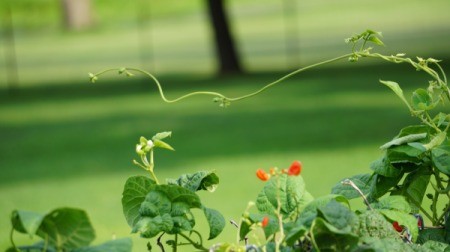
256;161;302;181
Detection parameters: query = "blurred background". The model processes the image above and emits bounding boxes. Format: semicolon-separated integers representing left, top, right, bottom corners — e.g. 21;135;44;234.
1;0;449;250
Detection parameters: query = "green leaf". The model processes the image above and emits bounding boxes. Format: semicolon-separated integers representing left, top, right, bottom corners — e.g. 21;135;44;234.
256;174;307;217
133;214;174;238
167;171;219;192
378;209;419;242
139;191;171;217
353;210;399;239
367;35;385;46
370;157;403;177
11;210;44;237
421;240;448;251
417;228;446;244
391;169;431;213
153;139;175;151
371;195;411;213
284;222;307;246
122;176;155;227
73;238;132;252
380;80;411;110
357;237;419;251
311;217;359;251
152;131;172;141
297;195;349;228
412;88;434;111
316;200;357;231
380;133;427;150
36;208;95;250
151;184;202;208
386;144;424;164
424;132;447;151
331;173;373;200
368;174;403;201
202;207;225;240
431;145;450;175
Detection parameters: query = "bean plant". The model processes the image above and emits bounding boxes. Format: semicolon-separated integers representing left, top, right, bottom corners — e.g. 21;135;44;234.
12;29;449;251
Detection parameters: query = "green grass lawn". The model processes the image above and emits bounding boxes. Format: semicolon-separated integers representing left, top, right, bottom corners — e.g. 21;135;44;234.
1;62;444;250
1;0;450;250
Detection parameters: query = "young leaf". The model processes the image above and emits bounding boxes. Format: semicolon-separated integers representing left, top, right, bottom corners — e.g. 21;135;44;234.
153;139;175;151
152;131;172;141
36;208;95;250
380;80;411;110
411;88;434;111
11;210;44;237
202;207;225;240
122;176;155;227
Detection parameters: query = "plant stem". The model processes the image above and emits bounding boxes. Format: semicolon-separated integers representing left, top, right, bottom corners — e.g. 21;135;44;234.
178;232;208;251
9;228;19;252
173;234;178;252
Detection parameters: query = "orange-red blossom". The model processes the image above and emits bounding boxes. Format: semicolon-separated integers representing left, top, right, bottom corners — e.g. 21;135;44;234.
256;169;270;181
257;161;302;181
261;216;269;228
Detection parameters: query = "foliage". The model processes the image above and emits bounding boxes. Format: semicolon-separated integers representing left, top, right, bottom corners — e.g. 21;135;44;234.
7;207;132;252
121;132;225;251
9;29;449;251
89;30;450;251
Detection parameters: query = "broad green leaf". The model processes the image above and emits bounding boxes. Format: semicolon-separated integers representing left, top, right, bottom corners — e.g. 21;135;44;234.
256;174;306;217
398;125;429;137
202;207;225;240
371;195;411;213
368;174;403;201
331;173;373;200
431;145;450;175
421;240;448;251
353;210;399;239
311;217;359;251
357;237;419;251
73;238;132;252
412;88;434;111
297;195;349;228
386;144;424;164
284;222;307;246
122;176;155;227
380;133;427;150
370;157;403;177
150;184;202;208
316;200;357;231
378;209;419;242
133;214;174;238
380;80;411;110
152;131;172;141
167;171;219;192
11;210;44;237
36;208;95;250
391;169;431;213
139;191;171;217
417;228;446;244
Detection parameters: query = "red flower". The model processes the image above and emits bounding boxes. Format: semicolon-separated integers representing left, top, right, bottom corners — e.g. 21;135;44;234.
261;216;269;228
288;161;302;176
392;221;403;232
256;169;270;181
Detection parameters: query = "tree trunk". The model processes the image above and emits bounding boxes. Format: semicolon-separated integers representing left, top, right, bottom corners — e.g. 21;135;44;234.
205;0;242;75
61;0;93;30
